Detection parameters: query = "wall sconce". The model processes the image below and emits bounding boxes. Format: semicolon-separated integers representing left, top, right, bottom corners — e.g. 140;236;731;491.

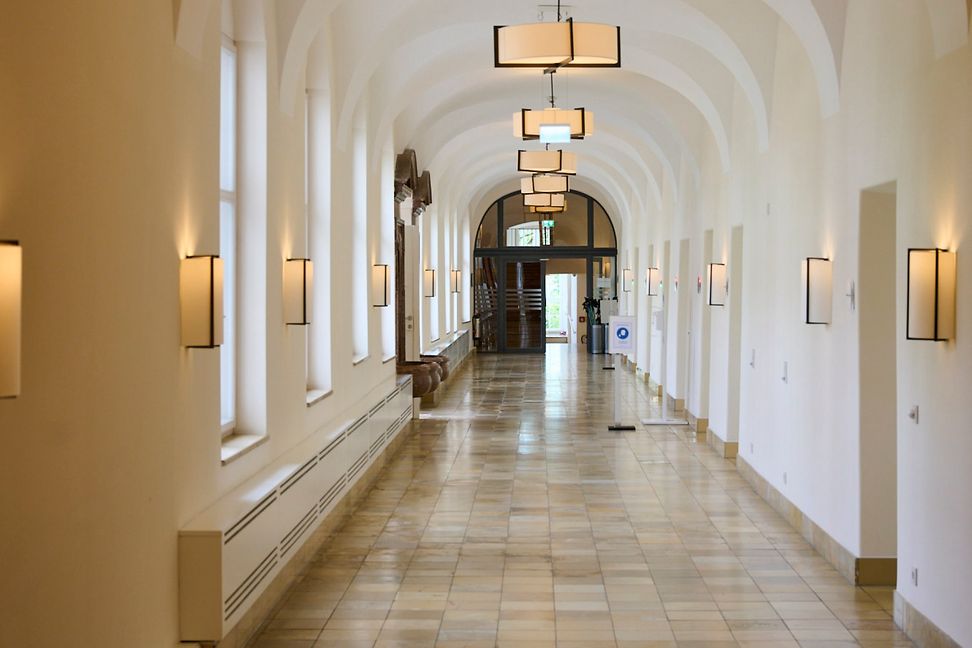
601;258;612;279
907;248;956;341
424;269;436;298
283;258;313;325
451;269;462;294
646;267;661;296
180;255;224;348
622;268;633;292
804;257;833;325
0;241;22;398
372;263;390;308
708;263;727;306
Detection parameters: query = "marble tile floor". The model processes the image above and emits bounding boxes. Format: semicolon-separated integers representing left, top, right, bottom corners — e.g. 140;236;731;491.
249;347;911;648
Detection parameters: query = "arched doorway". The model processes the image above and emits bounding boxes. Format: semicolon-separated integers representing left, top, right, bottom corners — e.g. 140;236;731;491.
473;190;618;353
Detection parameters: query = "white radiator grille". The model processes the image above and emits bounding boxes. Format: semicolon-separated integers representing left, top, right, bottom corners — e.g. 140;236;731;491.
178;378;413;643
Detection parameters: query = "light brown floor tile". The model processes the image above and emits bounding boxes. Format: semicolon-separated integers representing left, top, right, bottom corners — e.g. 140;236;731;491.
248;350;914;648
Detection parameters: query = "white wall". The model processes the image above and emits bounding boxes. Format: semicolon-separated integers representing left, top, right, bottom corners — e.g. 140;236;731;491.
0;3;440;646
641;2;972;644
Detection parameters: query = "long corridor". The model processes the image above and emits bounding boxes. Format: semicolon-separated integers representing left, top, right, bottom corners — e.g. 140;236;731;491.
252;348;908;648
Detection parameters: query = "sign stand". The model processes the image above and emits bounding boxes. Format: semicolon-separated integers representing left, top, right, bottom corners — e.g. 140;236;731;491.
607;316;636;431
642;292;687;427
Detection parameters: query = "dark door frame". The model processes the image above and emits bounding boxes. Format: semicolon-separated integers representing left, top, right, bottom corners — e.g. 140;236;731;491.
498;257;547;354
473;189;619;354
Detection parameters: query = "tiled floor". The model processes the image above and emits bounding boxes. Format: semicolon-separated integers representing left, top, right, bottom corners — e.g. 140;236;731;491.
250;347;911;647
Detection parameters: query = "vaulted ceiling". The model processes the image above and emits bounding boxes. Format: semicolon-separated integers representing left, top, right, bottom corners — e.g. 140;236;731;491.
178;0;969;228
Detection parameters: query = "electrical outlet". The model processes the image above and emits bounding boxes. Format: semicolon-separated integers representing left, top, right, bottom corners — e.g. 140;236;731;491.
750;349;756;369
911;568;918;587
750;443;754;454
782;361;789;384
783;472;787;485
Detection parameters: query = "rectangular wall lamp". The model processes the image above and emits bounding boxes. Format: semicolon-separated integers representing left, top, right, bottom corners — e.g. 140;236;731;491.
180;255;224;348
804;257;833;325
622;268;633;292
424;269;436;298
646;267;661;296
708;263;727;306
0;241;22;398
451;269;462;294
372;263;390;308
283;258;313;325
907;248;956;341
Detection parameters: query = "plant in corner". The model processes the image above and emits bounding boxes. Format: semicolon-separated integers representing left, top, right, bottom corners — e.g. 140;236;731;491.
582;297;602;325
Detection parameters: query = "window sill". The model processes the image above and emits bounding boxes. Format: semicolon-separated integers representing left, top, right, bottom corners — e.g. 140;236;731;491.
382;354;397;364
221;433;267;465
306;389;333;407
352;354;370;366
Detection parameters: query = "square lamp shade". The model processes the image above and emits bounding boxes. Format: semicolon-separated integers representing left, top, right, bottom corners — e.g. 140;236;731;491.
518;150;577;175
424;269;436;298
907;248;956;341
180;255;224;348
521;174;569;195
494;19;621;68
708;263;727;306
622;268;633;292
372;264;390;307
646;267;661;296
0;241;22;398
527;205;566;214
283;258;313;325
451;269;462;294
524;193;565;209
514;108;593;141
804;257;832;325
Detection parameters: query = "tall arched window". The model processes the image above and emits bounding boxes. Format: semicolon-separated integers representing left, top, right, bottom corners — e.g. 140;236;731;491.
220;0;269;459
351;109;369;361
307;88;333;402
219;36;237;433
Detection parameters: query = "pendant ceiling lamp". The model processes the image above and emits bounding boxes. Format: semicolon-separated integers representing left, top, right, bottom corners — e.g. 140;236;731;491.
527;204;566;214
494;17;620;70
524;193;566;209
515;107;594;142
518;150;577;175
521;174;569;195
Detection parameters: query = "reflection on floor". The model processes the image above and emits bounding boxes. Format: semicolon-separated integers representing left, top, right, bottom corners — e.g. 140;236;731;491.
251;347;910;647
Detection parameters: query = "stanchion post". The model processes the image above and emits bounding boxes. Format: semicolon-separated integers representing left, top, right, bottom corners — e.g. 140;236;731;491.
607;315;636;431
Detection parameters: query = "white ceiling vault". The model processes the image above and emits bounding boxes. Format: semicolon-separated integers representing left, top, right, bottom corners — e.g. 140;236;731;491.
177;0;969;228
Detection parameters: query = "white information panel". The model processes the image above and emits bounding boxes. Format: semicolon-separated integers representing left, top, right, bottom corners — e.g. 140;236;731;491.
608;315;636;354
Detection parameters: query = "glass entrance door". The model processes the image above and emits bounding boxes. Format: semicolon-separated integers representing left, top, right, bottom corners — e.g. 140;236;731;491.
502;260;545;352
